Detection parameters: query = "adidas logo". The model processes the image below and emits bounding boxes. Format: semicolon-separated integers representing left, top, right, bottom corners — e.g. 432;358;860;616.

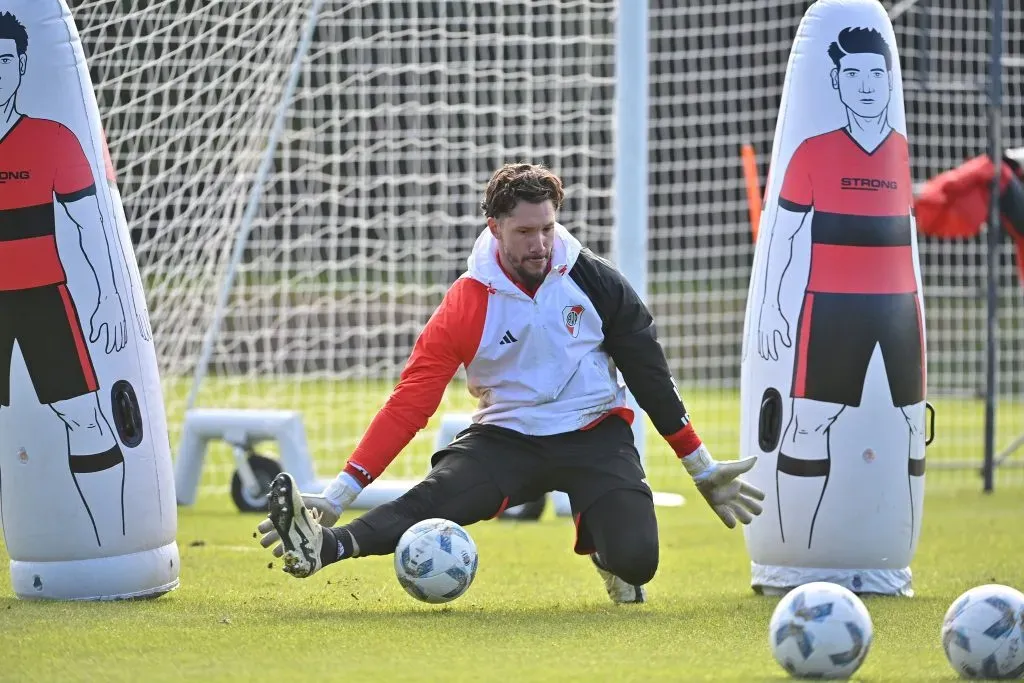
499;330;518;345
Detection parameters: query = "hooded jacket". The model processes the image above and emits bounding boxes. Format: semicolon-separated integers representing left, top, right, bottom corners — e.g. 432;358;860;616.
341;224;701;486
461;223;629;434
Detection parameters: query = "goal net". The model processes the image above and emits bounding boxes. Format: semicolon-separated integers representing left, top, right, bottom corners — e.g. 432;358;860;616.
887;0;1024;482
71;0;618;495
650;0;1024;489
67;0;1023;497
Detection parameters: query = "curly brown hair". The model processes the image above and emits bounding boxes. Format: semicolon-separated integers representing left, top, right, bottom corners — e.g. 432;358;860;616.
480;163;565;219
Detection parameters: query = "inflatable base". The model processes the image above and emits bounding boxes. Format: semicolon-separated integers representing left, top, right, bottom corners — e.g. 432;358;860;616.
751;562;913;597
11;541;180;601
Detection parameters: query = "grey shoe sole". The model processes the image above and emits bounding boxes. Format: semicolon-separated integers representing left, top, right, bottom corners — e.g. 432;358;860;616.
268;473;319;575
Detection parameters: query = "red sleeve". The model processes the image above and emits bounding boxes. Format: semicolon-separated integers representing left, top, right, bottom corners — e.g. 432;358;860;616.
778;140;812;212
343;277;489;486
53;123;97;201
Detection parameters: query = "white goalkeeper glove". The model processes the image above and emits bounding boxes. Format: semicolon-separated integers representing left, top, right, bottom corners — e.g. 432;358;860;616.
256;471;362;557
682;445;765;529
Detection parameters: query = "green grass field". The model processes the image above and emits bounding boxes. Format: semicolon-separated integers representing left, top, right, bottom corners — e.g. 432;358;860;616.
1;379;1022;681
0;480;1021;681
170;379;1024;495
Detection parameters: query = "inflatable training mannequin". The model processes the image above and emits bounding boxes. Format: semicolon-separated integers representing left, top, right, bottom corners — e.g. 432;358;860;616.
740;0;928;597
0;1;179;599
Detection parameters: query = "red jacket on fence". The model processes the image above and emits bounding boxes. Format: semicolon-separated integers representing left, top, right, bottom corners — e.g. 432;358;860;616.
914;150;1024;284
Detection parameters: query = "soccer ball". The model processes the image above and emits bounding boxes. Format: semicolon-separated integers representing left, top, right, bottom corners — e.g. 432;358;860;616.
941;584;1024;679
769;582;874;679
393;518;478;604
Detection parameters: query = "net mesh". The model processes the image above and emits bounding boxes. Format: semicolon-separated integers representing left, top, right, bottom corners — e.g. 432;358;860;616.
64;0;1023;496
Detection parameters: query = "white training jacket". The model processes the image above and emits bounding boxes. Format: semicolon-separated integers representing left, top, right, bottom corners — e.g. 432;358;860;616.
340;224;696;485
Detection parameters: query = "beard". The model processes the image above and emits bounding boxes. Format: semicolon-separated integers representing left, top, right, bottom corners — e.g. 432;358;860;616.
510;253;549;291
514;265;545;290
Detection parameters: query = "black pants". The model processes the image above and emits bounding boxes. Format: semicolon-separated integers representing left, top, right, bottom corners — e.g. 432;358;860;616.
338;416;659;586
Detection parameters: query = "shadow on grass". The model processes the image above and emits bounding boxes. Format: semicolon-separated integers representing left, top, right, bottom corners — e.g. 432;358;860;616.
222;591;785;624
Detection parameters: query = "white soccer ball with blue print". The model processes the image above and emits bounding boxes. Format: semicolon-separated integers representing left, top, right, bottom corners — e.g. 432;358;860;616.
393;518;478;604
769;581;873;679
941;584;1024;680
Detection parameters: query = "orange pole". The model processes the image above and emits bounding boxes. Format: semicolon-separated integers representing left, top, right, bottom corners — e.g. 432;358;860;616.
741;143;762;242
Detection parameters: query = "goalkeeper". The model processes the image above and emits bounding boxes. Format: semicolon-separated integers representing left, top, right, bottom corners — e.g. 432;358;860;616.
258;163;765;604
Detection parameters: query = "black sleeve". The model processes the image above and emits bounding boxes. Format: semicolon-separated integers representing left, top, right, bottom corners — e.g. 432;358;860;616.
569;248;689;436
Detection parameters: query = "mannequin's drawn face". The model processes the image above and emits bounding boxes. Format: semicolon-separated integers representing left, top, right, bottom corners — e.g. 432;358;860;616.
832;51;892;119
0;38;26;107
